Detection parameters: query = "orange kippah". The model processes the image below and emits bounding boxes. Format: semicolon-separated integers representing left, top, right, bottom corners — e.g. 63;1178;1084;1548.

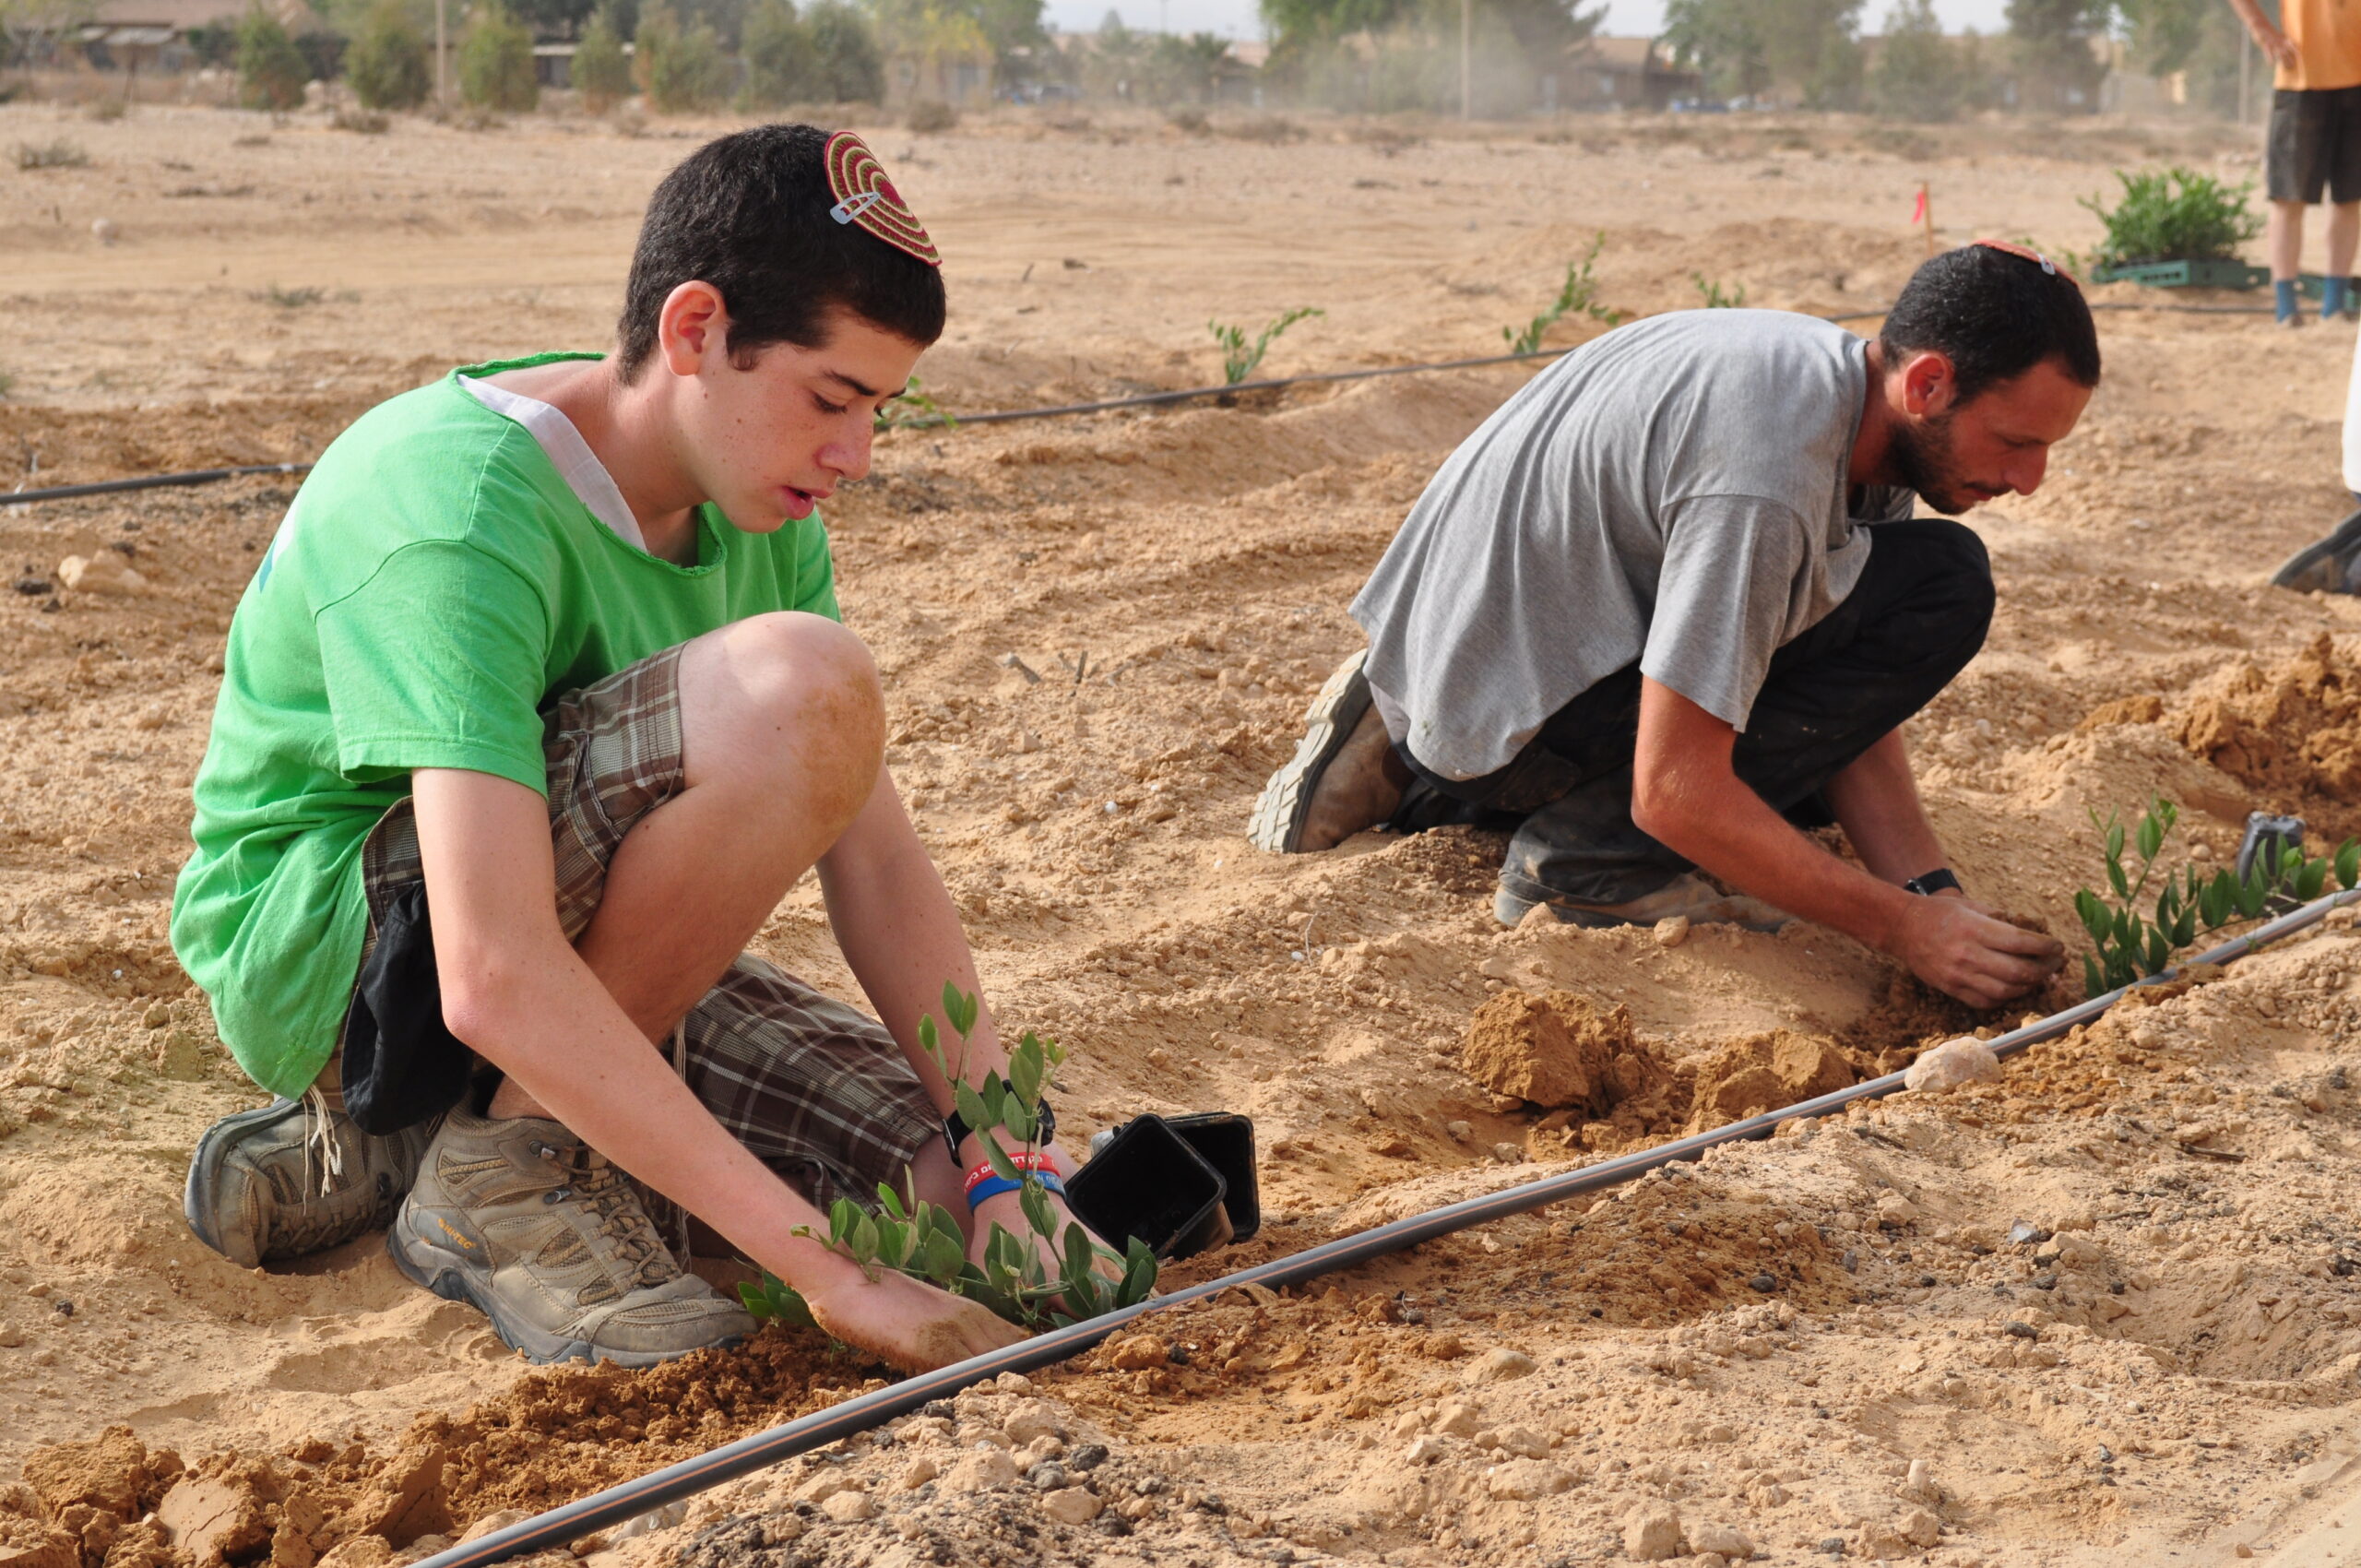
823;131;940;268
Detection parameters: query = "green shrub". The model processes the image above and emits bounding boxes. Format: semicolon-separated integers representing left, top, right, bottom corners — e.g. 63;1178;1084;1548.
460;2;538;112
2081;165;2262;267
347;0;431;110
803;0;880;101
634;2;727;111
185;20;238;66
906;98;955;131
237;6;312;110
740;0;816;107
13;137;88;169
294;30;346;81
571;6;634;108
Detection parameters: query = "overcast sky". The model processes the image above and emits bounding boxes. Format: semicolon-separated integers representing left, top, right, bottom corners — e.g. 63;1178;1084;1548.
1050;0;2014;44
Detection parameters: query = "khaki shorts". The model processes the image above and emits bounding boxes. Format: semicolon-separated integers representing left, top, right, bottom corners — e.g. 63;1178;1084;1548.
349;645;936;1210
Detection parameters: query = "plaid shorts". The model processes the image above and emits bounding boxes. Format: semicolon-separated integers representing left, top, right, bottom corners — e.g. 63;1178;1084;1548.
350;645;936;1210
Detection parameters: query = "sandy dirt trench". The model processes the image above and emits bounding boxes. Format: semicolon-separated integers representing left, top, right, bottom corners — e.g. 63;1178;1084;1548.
11;100;2361;1566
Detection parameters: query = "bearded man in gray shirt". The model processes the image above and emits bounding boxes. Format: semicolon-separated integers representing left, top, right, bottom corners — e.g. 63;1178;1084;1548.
1250;243;2096;1010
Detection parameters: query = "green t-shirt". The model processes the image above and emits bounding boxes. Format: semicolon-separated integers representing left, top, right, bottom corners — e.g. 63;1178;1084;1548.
171;353;843;1099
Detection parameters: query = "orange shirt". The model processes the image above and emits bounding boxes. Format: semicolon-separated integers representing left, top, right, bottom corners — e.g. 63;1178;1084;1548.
2280;0;2361;90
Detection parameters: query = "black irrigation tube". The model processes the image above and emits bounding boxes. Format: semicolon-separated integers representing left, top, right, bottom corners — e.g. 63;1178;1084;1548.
416;884;2361;1568
0;296;2284;507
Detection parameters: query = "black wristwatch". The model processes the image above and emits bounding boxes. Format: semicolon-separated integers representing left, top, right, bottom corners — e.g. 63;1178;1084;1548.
945;1096;1055;1162
1904;868;1962;897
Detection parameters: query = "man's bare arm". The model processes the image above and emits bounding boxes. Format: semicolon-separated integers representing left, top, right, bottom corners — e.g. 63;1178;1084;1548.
2226;0;2299;68
1628;677;2058;1007
411;766;1023;1368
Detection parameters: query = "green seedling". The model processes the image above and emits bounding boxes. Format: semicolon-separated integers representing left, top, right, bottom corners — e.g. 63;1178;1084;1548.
1209;306;1323;386
2075;797;2360;998
739;980;1157;1336
2080;166;2261;269
1502;232;1623;354
13;138;89;170
1691;272;1747;309
875;375;956;432
255;284;326;309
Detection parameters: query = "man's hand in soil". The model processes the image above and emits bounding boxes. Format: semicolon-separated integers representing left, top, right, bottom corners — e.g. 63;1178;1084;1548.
802;1267;1028;1372
969;1186;1127;1300
1891;891;2061;1010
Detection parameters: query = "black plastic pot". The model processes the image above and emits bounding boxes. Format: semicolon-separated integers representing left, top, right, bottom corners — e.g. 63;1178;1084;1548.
1067;1112;1233;1261
1159;1111;1260;1243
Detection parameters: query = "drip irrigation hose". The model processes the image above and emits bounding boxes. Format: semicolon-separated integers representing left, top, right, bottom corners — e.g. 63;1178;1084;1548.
0;297;2281;507
414;885;2361;1568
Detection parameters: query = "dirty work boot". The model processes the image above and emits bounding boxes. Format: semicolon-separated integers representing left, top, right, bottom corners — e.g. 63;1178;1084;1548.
184;1093;435;1268
389;1110;752;1368
1248;649;1409;852
1495;871;1792;932
2272;509;2361;595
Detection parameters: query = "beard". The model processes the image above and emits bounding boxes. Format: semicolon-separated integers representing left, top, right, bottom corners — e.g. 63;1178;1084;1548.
1884;412;1977;516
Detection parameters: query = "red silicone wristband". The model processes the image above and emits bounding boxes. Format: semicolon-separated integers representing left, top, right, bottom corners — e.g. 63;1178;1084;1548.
962;1152;1054;1193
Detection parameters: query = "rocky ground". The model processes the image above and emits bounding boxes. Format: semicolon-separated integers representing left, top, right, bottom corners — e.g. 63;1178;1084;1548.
4;93;2361;1567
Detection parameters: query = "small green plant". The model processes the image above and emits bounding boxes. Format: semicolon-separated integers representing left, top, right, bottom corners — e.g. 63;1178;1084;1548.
875;376;955;432
739;982;1157;1336
460;2;539;113
14;138;89;170
1209;306;1322;386
348;0;432;111
1502;232;1622;354
255;284;325;308
635;3;729;113
331;107;390;134
2075;798;2360;998
0;369;15;398
1692;272;1747;309
2081;166;2262;269
571;6;635;111
236;6;311;112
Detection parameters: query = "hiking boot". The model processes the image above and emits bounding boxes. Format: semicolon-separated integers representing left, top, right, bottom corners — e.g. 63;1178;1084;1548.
1248;649;1408;852
184;1094;434;1268
2272;508;2361;595
1495;871;1792;932
388;1110;752;1368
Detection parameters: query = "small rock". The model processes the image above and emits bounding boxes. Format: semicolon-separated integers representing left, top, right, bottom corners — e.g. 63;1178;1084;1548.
51;1301;72;1318
1430;1398;1482;1437
1903;1037;2001;1093
1038;1488;1102;1526
1000;1400;1065;1446
2007;1219;2050;1246
1689;1521;1757;1560
1491;1143;1524;1163
456;1512;532;1545
993;1372;1034;1395
1106;1335;1169;1371
1622;1501;1686;1562
1444;1120;1473;1142
819;1491;874;1523
0;1325;19;1348
1654;915;1691;948
1900;1458;1937;1503
1026;1464;1070;1491
1817;1538;1846;1557
1874;1194;1919;1228
56;553;145;595
1748;1273;1778;1293
1405;1436;1448;1465
1483;1460;1571;1501
2234;1543;2255;1559
1491;1425;1549;1459
896;1458;937;1491
940;1450;1019;1493
1856;1520;1911;1559
1468;1347;1536;1384
91;218;119;245
2004;1321;2039;1339
791;1472;853;1506
1066;1443;1109;1472
1896;1506;1941;1548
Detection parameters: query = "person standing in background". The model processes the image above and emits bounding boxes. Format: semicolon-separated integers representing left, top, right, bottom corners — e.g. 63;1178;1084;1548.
2229;0;2361;325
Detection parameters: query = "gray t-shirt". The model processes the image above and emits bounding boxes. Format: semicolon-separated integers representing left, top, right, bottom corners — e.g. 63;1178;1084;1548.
1352;309;1914;781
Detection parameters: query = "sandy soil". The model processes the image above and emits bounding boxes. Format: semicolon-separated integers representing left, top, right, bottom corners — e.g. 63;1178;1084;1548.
7;95;2361;1568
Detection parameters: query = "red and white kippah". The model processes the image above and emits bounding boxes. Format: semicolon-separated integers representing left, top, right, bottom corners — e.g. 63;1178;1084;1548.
824;131;939;268
1970;237;2080;290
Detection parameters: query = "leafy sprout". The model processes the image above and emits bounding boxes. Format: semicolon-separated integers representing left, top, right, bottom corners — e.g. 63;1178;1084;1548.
1502;232;1624;355
1691;272;1747;309
739;981;1157;1336
875;375;956;432
1209;306;1323;386
2075;798;2360;999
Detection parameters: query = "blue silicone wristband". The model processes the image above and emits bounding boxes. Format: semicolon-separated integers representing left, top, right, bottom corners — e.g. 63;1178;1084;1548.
966;1170;1066;1208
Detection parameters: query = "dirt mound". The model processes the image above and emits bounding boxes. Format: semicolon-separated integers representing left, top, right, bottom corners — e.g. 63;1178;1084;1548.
1683;1030;1856;1133
2171;635;2361;808
1460;990;1637;1111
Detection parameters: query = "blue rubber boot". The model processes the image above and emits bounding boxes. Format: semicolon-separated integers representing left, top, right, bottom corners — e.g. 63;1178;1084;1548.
2328;276;2354;320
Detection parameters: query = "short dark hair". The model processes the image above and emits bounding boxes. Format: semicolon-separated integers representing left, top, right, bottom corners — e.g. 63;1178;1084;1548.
1879;244;2101;405
614;123;946;381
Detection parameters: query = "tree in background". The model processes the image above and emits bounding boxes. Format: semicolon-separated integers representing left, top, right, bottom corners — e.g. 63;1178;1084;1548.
460;0;538;107
741;0;816;101
294;29;347;78
347;0;430;104
1;0;95;69
1260;0;1600;113
634;0;728;107
803;0;881;96
1662;0;1859;106
2006;0;2107;112
237;4;312;107
2118;0;2248;115
1144;29;1230;102
571;0;633;102
1869;0;1966;119
508;0;597;38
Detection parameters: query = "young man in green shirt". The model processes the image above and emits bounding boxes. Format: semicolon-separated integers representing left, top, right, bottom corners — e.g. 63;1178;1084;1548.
171;125;1080;1372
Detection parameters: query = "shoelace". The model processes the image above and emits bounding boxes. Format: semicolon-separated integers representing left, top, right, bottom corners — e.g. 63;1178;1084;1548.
301;1084;348;1200
537;1141;678;1292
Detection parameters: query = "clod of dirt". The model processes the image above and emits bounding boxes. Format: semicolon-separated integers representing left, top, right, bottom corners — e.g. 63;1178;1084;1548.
1460;990;1634;1111
1685;1029;1855;1131
1903;1036;2001;1093
21;1429;174;1524
2173;634;2361;807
